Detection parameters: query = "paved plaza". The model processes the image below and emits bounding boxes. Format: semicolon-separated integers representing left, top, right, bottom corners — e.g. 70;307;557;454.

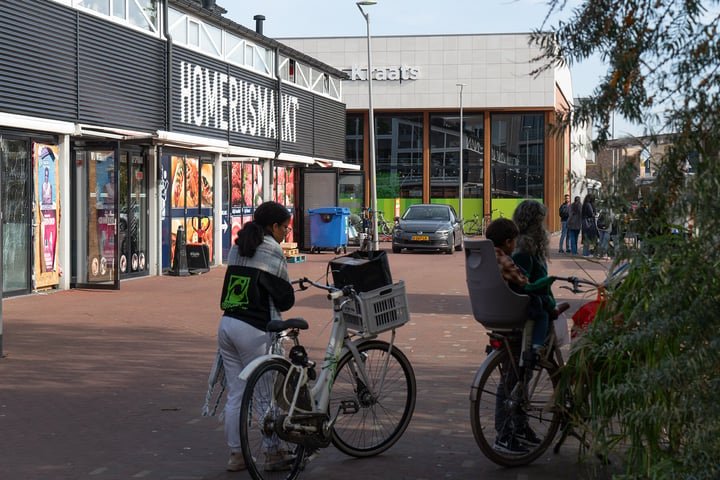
0;238;622;479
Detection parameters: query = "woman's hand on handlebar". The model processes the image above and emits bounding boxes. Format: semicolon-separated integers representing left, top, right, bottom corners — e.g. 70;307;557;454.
291;277;310;291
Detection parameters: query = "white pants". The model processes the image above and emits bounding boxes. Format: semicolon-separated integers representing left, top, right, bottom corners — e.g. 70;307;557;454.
218;315;270;452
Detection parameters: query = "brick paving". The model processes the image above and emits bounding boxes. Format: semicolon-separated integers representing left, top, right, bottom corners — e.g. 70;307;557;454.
0;237;621;480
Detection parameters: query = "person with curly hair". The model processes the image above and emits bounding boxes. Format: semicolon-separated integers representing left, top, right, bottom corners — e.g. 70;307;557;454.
511;200;557;355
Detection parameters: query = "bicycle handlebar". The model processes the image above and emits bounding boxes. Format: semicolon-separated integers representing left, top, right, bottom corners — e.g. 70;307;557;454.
555;276;600;294
292;277;356;301
555;263;629;294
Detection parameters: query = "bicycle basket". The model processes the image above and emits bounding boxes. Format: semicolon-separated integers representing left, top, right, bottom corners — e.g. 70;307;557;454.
337;281;410;334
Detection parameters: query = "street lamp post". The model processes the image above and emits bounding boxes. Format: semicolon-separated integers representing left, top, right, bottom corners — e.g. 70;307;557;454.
456;83;466;221
357;1;378;251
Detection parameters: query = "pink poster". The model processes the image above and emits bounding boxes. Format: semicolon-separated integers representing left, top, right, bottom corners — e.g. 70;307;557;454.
37;144;59;273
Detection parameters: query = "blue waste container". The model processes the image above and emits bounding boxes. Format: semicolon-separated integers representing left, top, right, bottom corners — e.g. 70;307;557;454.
308;207;350;254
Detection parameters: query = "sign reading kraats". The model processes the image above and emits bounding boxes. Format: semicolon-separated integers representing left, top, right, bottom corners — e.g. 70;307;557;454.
348;65;420;81
178;61;299;142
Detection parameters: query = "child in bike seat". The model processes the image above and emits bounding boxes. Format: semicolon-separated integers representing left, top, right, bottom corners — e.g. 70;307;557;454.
485;210;557;361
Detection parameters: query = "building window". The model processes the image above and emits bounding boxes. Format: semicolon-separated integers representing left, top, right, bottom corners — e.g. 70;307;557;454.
168;7;273;76
78;0;160;34
490;113;545;205
375;114;424;207
429;112;484;214
345;114;363;166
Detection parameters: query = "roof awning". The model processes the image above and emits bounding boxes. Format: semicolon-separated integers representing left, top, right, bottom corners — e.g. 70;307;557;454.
314;158;361;171
0;112;76;135
155;131;277;158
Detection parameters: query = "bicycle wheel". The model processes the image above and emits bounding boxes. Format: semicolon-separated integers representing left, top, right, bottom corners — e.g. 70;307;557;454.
330;340;417;457
470;348;561;467
464;220;482;236
379;221;393;236
240;358;306;480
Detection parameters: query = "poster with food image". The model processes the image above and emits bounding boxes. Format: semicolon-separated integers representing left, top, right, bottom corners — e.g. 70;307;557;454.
275;166;285;203
230;217;242;245
230;162;242;207
171;156;185;208
253;163;263;206
170;156;200;208
200;163;214;207
185;157;200;208
244;163;254;207
286;168;295;205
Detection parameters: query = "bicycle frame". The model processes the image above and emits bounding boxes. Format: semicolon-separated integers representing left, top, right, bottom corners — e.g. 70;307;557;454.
238;294;397;432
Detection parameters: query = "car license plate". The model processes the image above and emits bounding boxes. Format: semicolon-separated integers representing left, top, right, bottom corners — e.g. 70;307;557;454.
412;235;429;241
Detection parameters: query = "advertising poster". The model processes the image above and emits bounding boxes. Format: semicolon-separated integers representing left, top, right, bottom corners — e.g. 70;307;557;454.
95;158;116;275
200;163;213;207
35;144;60;288
166;155;214;269
273;166;295;243
229;162;259;245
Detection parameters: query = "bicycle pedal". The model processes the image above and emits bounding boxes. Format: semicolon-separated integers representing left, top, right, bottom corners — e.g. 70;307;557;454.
339;400;359;414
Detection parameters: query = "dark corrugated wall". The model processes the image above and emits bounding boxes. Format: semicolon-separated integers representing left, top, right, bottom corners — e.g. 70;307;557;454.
78;14;165;131
281;85;314;157
313;96;346;162
0;0;78;122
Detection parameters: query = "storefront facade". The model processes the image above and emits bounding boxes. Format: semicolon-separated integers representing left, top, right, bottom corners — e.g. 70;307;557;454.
0;0;352;297
282;34;573;229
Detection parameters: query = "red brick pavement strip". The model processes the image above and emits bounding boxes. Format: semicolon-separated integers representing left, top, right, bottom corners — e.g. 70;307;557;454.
0;238;621;480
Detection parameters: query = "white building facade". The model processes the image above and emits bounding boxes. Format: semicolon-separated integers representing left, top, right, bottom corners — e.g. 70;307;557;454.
283;33;575;229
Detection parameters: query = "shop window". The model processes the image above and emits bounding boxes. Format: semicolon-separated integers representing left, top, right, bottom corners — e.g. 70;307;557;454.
429;112;485;215
227;161;263;247
490;113;545;205
372;114;424;212
345;114;363;166
163;153;214;270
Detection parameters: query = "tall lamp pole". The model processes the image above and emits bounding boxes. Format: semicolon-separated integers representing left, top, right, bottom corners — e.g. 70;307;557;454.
456;83;466;221
357;1;378;251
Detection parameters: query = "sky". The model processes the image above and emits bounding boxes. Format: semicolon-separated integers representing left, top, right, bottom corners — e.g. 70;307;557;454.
220;0;642;138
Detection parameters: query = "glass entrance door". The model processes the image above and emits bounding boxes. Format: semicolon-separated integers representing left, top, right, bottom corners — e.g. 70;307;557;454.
73;145;119;289
118;150;148;277
1;137;31;296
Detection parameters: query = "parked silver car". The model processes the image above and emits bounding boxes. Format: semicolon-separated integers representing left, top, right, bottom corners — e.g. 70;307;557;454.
392;204;464;254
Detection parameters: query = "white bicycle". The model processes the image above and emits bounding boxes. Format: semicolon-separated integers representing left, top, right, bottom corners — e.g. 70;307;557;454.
238;277;417;480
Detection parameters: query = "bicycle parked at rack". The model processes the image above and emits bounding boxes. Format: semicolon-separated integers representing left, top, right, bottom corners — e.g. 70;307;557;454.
463;213;484;236
464;239;627;467
238;276;417;480
463;209;499;236
358;207;394;251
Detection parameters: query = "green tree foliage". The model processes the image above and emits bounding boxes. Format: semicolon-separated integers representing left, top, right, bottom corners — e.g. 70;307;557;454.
532;1;720;478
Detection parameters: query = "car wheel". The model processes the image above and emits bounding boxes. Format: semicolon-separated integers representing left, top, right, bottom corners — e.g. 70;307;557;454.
446;235;455;254
455;240;464;251
392;245;401;254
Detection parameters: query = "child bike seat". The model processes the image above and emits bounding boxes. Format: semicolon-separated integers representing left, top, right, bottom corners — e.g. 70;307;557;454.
464;239;530;330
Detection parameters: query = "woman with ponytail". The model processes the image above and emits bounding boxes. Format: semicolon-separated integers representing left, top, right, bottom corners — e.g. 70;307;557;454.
217;201;295;471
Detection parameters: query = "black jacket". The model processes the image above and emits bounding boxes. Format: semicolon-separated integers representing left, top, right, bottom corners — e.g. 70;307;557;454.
559;203;570;221
220;265;295;331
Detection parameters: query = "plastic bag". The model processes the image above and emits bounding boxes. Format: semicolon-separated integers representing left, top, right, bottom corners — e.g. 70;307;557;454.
201;349;226;418
554;312;571;347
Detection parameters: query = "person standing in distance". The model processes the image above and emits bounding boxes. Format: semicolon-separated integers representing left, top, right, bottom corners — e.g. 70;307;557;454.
217;201;294;472
558;194;570;253
566;196;582;255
